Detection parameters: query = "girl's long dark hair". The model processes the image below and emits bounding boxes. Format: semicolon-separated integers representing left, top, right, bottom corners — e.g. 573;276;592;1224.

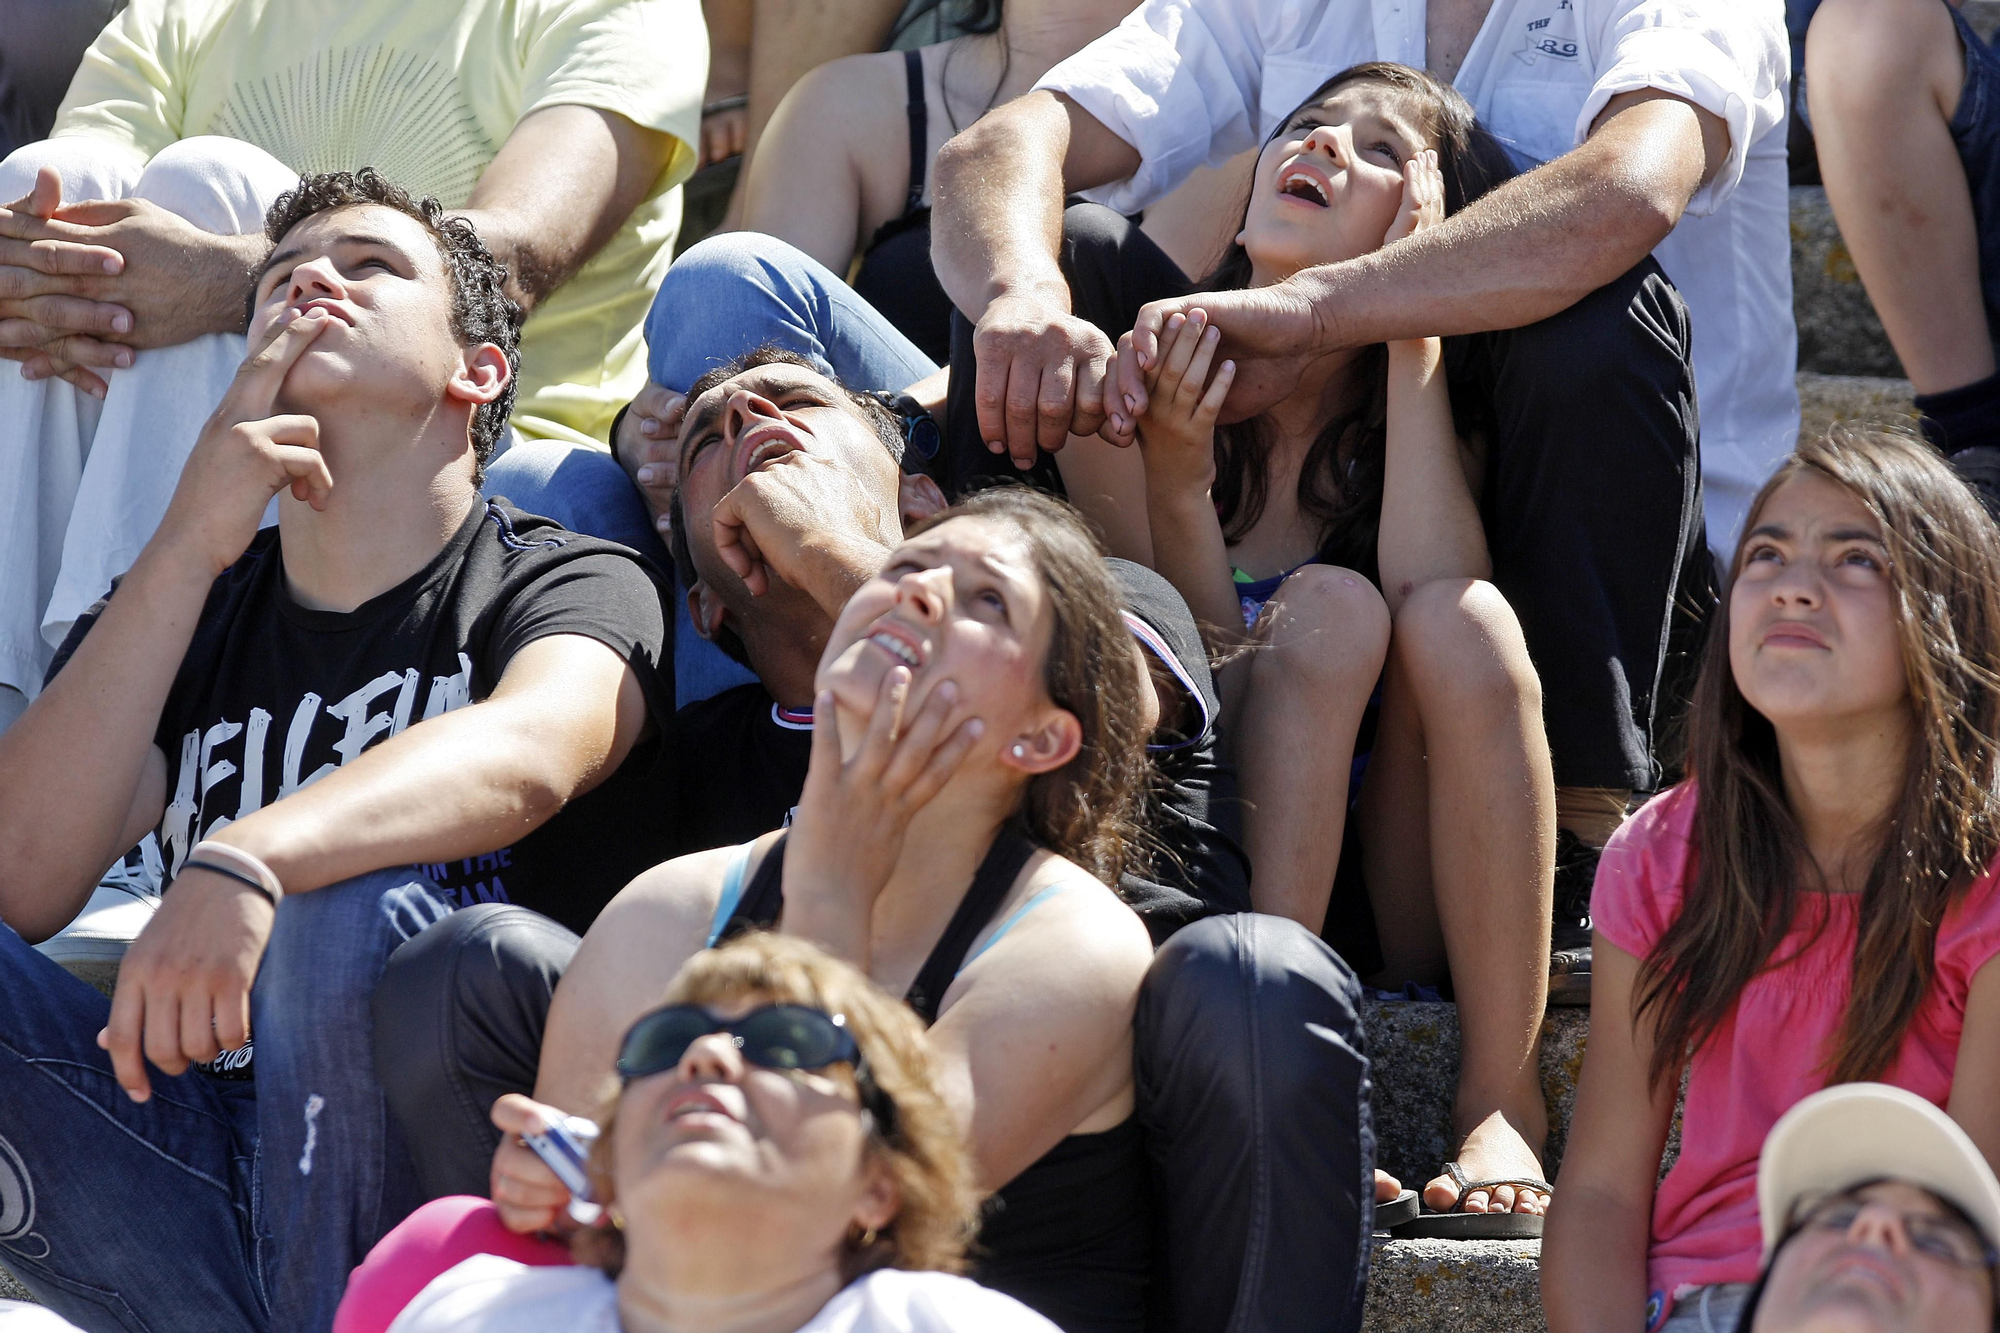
1205;63;1516;564
1636;425;2000;1090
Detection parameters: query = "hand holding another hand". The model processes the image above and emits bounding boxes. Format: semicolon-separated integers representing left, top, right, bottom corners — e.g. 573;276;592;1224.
1106;283;1324;439
1107;309;1233;499
971;289;1115;470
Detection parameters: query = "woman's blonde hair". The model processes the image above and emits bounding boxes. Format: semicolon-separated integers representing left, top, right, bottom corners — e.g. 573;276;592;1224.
572;933;980;1279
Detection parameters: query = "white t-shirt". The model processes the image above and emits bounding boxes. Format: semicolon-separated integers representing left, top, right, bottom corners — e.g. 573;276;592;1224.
385;1256;1067;1333
1038;0;1797;556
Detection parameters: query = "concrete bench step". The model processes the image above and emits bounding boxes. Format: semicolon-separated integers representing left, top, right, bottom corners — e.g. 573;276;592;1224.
1364;1237;1546;1333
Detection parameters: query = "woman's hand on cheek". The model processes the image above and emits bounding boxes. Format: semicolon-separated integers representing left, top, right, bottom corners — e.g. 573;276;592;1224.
785;672;987;927
1383;149;1444;246
1129;311;1232;497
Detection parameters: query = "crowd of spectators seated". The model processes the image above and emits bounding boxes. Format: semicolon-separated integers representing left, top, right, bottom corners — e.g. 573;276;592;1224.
0;0;1998;1330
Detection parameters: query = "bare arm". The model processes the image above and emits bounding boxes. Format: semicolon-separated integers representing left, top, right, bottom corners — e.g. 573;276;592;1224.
1542;938;1677;1333
1377;338;1486;613
1120;91;1730;427
460;103;678;316
721;0;906;227
0;314;339;940
203;632;653;891
926;885;1151;1191
930;91;1140;462
1948;954;2000;1168
740;54;901;274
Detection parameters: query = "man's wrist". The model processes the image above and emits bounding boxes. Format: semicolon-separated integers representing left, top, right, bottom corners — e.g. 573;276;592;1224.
982;270;1072;316
799;533;892;618
199;232;268;337
1286;264;1357;355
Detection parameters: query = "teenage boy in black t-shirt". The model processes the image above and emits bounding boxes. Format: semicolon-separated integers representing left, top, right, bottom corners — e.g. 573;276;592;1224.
0;170;670;1333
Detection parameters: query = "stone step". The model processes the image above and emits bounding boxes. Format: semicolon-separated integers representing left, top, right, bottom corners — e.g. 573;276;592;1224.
1364;1237;1545;1333
0;1269;29;1303
1796;370;1915;441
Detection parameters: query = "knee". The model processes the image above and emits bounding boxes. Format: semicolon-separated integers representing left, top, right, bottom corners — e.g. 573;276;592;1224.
132;137;296;233
649;231;835;387
263;869;450;1010
1059;201;1138;266
1141;913;1363;1041
0;137;140;203
1807;0;1957;101
1389;578;1541;713
658;231;822;306
1257;565;1390;680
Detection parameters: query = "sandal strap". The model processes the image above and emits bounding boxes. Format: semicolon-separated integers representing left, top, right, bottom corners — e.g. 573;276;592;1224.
1438;1161;1554;1210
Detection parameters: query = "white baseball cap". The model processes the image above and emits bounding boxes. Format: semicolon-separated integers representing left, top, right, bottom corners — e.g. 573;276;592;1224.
1758;1082;2000;1261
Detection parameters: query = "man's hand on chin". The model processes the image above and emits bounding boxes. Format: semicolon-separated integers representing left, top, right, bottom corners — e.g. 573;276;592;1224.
0;169;265;395
710;451;900;613
148;311;335;579
99;866;275;1102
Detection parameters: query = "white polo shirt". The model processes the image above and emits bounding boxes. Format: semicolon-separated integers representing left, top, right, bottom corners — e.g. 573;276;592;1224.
1038;0;1796;556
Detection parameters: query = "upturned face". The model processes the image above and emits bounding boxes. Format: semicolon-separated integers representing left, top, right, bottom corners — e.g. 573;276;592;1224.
611;993;887;1245
816;515;1075;772
1238;82;1434;283
1728;472;1909;736
1752;1181;1996;1332
676;361;903;608
248;204;501;458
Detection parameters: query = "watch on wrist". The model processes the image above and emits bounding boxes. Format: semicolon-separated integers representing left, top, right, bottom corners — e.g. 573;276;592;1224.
867;392;942;469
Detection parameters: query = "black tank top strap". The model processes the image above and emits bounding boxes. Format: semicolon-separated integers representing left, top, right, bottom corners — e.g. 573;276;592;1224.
721;833;788;940
718;825;1036;1023
905;825;1039;1023
901;47;928;215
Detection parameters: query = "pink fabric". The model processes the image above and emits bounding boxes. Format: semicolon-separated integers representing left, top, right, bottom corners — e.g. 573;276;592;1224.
333;1197;573;1333
1593;783;2000;1311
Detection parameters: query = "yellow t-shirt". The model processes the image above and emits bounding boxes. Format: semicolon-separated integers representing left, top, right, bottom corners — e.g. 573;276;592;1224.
52;0;706;446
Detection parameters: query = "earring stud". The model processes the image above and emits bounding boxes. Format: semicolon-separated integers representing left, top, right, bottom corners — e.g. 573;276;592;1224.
1011;743;1027;759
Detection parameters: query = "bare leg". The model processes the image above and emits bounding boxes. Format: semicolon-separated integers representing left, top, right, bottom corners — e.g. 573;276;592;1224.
1360;579;1554;1216
1809;0;1992;393
1222;565;1390;931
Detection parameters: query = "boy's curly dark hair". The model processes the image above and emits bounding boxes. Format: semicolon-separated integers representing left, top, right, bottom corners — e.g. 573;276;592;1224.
261;168;524;477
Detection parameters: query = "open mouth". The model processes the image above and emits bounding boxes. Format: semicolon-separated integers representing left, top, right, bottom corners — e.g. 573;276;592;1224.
734;424;803;481
290;300;354;327
864;620;925;670
1277;165;1331;207
665;1088;735;1123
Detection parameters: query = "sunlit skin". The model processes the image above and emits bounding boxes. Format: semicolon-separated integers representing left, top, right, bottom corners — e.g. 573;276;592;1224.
1729;473;1910;741
1239;85;1435;288
816;516;1071;773
601;993;899;1333
244;204;505;479
1752;1181;1996;1332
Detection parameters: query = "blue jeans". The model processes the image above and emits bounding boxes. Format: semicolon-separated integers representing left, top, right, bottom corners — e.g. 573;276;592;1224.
0;869;454;1333
484;233;939;708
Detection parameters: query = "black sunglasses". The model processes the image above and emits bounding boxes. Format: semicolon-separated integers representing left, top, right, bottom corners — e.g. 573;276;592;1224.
615;1003;900;1134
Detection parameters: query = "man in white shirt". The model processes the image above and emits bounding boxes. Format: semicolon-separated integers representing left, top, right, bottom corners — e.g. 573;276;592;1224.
928;0;1791;1235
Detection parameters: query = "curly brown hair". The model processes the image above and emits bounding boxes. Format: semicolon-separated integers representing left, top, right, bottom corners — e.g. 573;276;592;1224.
261;168;523;478
572;933;980;1281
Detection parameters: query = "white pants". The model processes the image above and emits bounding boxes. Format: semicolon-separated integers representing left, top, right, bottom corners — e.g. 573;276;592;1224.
0;136;297;699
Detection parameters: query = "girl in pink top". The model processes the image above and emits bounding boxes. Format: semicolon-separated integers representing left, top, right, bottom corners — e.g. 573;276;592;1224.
1543;425;2000;1333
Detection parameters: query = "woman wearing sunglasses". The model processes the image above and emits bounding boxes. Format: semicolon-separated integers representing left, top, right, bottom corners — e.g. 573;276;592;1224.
371;932;1061;1332
487;486;1158;1332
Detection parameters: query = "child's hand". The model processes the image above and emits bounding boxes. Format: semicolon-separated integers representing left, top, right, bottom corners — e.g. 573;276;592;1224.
1383;148;1444;246
1115;308;1234;497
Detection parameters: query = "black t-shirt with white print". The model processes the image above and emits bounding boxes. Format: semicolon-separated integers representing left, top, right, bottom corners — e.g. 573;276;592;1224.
51;500;677;938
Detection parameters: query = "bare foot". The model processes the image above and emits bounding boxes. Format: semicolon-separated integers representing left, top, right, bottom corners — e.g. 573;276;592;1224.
1421;1109;1548;1216
1375;1169;1403;1202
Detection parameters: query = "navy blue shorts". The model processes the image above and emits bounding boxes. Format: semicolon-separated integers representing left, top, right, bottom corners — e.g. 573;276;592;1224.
1950;2;2000;354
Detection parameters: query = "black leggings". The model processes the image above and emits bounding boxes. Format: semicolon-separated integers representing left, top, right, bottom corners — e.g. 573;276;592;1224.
941;203;1709;791
374;908;1377;1333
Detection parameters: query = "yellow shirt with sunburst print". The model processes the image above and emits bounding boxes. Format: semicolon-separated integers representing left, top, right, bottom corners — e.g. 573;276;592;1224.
50;0;706;448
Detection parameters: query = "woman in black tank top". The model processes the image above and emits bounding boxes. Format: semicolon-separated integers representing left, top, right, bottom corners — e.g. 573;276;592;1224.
528;489;1159;1332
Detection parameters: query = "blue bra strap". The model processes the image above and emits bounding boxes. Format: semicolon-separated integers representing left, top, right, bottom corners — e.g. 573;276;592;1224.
706;841;759;947
961;883;1074;972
